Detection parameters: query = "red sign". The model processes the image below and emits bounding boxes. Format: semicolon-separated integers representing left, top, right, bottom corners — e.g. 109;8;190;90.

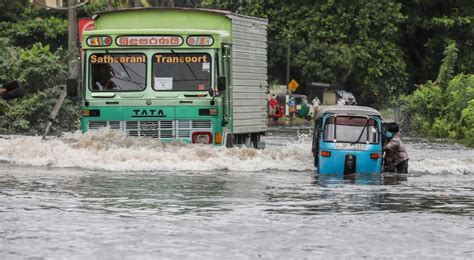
116;36;183;46
78;18;94;45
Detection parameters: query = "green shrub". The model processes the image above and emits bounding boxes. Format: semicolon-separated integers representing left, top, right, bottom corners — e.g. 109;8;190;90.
461;100;474;146
401;43;473;146
0;40;79;135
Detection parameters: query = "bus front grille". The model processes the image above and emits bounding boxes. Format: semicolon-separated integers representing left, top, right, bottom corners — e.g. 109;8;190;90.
87;120;212;140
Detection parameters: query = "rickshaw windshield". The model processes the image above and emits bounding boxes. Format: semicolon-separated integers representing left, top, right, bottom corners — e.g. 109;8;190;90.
323;116;379;144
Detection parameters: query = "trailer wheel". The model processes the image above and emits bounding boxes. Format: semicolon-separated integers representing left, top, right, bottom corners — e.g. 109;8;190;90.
250;134;260;149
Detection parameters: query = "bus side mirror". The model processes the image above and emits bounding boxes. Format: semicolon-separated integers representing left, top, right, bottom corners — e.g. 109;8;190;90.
66;78;78;97
217;76;226;92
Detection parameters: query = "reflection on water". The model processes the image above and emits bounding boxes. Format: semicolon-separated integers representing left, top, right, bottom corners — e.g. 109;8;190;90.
314;172;409;186
2;167;472;218
0;169;235;217
76;173;233;216
262;173;474;216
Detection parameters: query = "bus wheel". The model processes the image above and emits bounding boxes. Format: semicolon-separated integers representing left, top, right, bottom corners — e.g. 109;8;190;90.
225;134;234;148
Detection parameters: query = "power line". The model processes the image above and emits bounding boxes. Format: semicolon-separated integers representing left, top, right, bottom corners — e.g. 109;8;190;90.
31;0;89;10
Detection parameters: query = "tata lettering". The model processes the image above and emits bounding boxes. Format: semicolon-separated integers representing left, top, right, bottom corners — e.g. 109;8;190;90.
132;109;166;117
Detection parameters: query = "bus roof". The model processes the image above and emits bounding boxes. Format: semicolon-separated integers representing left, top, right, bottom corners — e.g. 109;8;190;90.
94;7;233;17
82;7;266;47
93;7;267;22
315;105;381;119
91;7;267;30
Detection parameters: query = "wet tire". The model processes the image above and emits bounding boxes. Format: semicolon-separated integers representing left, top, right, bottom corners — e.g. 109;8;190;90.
225;134;233;148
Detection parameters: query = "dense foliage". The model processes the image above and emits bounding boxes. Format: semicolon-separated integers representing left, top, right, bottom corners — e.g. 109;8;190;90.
401;43;474;146
400;0;474;90
0;39;78;134
0;0;472;145
228;0;409;105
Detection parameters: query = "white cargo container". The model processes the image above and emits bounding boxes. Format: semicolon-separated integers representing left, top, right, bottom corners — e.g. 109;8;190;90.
228;14;268;146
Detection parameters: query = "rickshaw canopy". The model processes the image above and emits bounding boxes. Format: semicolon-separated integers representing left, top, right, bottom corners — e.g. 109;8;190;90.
315;105;381;119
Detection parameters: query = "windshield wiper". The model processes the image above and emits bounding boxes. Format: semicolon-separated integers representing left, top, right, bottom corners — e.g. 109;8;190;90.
170;50;199;81
351;118;370;145
104;50;134;81
103;51;147;84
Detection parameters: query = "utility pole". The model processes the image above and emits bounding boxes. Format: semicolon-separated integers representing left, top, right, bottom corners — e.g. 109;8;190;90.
67;0;77;71
42;0;78;139
285;42;290;117
286;42;290;87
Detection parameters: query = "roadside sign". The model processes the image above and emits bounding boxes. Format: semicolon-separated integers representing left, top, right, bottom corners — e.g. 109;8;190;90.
288;79;299;92
78;18;94;59
78;18;94;45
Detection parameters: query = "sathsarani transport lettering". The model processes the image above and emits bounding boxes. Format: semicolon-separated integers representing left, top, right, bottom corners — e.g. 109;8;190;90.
154;54;209;63
90;55;146;64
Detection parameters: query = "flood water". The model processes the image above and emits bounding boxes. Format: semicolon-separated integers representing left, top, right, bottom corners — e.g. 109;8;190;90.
0;129;473;258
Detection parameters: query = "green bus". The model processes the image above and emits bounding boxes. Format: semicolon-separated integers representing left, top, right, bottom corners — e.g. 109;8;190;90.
67;8;268;148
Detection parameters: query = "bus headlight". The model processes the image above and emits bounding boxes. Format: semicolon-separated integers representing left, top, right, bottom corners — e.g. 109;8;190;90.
192;132;213;144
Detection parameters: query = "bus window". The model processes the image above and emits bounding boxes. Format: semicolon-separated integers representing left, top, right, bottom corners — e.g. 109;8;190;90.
323;116;379;144
152;53;211;91
89;53;146;92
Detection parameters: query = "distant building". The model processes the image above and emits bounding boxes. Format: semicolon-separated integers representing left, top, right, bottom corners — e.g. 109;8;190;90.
307;82;344;105
305;82;357;105
268;84;287;96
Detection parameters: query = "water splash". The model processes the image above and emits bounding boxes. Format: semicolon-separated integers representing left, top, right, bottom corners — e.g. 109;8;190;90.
0;129;313;172
0;129;472;174
410;158;474;175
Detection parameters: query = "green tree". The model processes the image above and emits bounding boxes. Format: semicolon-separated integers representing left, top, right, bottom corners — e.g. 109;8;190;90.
0;0;29;22
1;0;472;138
227;0;408;105
0;1;67;50
399;0;474;91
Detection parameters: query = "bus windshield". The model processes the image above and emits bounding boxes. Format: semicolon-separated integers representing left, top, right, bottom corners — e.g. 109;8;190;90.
89;53;146;92
323;116;379;144
152;53;211;91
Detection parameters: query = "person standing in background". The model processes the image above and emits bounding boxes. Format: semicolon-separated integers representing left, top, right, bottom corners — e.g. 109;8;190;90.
268;94;277;117
309;97;320;119
287;95;296;125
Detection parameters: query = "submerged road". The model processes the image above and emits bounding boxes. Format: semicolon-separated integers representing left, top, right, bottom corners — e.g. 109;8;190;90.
0;130;473;258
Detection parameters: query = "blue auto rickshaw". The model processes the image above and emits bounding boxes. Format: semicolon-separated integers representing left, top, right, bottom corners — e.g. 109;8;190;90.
312;106;384;175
